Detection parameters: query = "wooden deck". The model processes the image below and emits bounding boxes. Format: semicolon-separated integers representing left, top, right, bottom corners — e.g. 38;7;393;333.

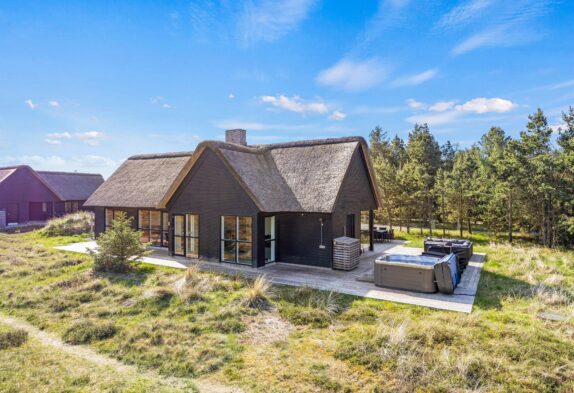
56;240;485;313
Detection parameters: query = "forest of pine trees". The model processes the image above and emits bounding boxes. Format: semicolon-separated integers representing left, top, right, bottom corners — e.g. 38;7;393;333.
369;107;574;248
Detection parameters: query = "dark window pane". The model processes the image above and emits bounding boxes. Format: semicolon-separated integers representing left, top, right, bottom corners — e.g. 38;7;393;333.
223;216;236;240
150;211;161;230
238;216;252;241
222;240;236;262
186;238;199;258
238;242;252;264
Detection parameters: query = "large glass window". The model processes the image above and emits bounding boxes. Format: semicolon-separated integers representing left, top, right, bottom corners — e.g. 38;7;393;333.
65;201;79;214
105;208;126;229
221;216;252;265
172;214;199;258
138;209;169;247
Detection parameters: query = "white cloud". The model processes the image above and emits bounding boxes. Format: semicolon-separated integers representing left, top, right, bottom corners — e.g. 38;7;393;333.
359;0;412;44
437;0;494;29
150;96;173;108
329;110;347;121
406;99;426;110
429;101;456;112
391;68;438;87
443;0;553;55
228;93;235;99
49;100;60;107
75;131;106;146
455;97;514;113
237;0;317;46
316;58;389;91
0;155;117;176
44;139;62;145
47;132;72;139
406;97;516;126
25;99;36;109
260;95;328;115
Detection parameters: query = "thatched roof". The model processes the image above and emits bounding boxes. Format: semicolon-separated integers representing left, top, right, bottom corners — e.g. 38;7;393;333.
0;165;103;201
84;152;194;208
160;137;381;213
36;171;104;201
0;167;17;185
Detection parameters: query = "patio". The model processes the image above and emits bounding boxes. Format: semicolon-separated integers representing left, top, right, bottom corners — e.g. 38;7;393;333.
55;240;485;313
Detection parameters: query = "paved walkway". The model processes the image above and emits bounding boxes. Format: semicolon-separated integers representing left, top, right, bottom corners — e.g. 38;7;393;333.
55;241;485;313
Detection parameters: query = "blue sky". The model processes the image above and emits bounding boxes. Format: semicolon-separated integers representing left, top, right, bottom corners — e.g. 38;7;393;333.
0;0;573;177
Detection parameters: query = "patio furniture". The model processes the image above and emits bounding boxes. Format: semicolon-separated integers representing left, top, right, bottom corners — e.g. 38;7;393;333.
424;238;473;270
333;236;360;270
374;253;459;294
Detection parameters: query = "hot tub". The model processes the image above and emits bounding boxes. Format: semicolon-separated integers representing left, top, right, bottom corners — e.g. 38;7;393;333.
374;255;439;293
374;254;459;294
424;238;473;270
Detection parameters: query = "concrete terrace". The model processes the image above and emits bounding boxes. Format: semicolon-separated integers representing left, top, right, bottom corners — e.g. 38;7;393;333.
55;240;485;313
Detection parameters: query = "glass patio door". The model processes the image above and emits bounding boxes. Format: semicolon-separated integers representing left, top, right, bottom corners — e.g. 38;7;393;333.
265;216;276;263
173;214;185;256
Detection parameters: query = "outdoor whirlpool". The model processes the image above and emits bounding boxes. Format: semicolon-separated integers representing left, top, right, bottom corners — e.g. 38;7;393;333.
374;253;459;294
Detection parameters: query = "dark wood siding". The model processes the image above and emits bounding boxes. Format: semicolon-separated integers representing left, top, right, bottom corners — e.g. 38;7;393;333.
0;167;60;223
168;149;260;265
332;147;378;239
276;212;333;268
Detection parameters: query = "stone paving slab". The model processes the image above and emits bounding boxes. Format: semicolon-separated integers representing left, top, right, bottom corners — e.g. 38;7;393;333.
55;241;485;313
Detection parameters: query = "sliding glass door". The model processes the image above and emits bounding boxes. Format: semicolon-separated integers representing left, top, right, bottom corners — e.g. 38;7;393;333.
221;216;252;265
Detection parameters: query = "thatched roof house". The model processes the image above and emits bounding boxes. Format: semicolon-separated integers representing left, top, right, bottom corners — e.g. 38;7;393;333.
0;165;103;225
85;152;194;209
88;130;380;269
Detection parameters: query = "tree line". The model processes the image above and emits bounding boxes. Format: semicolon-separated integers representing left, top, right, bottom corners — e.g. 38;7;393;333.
369;107;574;248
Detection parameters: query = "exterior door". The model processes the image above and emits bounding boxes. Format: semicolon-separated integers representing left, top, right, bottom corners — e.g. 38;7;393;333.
346;214;355;238
6;203;19;224
173;214;185;256
265;216;276;263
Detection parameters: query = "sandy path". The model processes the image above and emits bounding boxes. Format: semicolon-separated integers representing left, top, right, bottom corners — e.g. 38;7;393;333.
0;313;243;393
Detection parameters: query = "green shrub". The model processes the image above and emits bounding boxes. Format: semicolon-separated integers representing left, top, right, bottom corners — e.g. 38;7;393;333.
0;328;28;350
41;211;94;237
63;320;117;344
89;212;150;273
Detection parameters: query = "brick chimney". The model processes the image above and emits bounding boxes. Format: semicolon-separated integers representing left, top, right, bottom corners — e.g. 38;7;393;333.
225;129;247;146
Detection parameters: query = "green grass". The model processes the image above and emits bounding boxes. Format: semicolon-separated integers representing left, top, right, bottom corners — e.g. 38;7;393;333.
0;230;573;392
0;323;195;393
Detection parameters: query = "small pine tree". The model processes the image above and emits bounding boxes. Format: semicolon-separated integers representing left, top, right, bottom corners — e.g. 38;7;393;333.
89;212;150;273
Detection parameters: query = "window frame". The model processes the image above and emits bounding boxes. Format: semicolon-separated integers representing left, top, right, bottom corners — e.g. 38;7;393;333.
137;209;169;247
220;215;253;265
172;213;199;258
105;208;126;229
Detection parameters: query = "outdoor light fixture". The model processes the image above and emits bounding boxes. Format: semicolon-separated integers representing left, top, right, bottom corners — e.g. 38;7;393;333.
319;218;325;249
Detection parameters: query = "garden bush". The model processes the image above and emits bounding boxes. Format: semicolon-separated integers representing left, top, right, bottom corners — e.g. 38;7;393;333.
41;211;94;237
89;212;149;273
0;328;28;350
62;320;117;344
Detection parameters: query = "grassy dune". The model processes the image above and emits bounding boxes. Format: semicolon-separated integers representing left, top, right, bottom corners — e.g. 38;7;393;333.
0;230;572;392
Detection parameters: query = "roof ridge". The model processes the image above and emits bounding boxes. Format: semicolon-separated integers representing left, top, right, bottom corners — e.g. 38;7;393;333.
36;170;103;177
0;165;28;170
128;151;195;160
200;136;365;154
